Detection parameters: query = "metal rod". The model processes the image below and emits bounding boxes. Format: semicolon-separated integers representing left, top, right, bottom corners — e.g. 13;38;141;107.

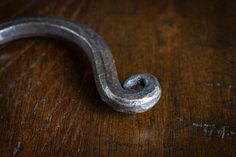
0;17;161;113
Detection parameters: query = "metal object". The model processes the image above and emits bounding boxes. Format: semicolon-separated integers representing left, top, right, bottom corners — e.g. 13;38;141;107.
0;17;161;113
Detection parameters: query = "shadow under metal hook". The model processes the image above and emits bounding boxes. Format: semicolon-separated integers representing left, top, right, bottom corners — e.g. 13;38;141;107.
0;17;161;113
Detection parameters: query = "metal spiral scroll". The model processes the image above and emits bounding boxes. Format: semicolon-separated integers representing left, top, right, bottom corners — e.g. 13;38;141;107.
0;17;161;113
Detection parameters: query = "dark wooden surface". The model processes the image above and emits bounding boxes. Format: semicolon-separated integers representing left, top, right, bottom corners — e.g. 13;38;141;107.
0;0;235;156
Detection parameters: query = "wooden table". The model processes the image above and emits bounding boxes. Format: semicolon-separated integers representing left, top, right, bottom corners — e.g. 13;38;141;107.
0;0;235;156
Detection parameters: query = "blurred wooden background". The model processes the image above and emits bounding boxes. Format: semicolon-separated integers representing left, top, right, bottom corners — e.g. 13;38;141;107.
0;0;235;156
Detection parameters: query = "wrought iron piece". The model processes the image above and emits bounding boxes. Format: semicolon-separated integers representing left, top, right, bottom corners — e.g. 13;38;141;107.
0;17;161;113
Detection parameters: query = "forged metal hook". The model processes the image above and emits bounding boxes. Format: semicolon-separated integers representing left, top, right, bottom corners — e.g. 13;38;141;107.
0;17;161;113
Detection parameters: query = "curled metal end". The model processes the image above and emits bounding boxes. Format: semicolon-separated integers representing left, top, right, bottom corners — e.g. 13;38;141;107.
0;17;161;113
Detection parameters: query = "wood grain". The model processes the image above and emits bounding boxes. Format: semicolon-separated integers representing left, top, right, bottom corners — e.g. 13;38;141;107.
0;0;235;156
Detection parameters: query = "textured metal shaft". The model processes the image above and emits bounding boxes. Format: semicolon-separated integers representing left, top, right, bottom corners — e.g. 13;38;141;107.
0;17;161;113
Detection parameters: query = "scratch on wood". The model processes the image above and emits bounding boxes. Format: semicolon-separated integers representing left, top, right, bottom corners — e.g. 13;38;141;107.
0;42;34;75
60;96;82;144
40;136;52;153
6;62;60;145
70;1;82;19
29;86;54;117
12;141;23;157
60;76;87;144
0;53;12;61
38;95;78;153
44;95;64;122
35;84;67;133
192;123;236;139
16;57;60;103
77;146;80;157
199;82;236;89
0;50;48;98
